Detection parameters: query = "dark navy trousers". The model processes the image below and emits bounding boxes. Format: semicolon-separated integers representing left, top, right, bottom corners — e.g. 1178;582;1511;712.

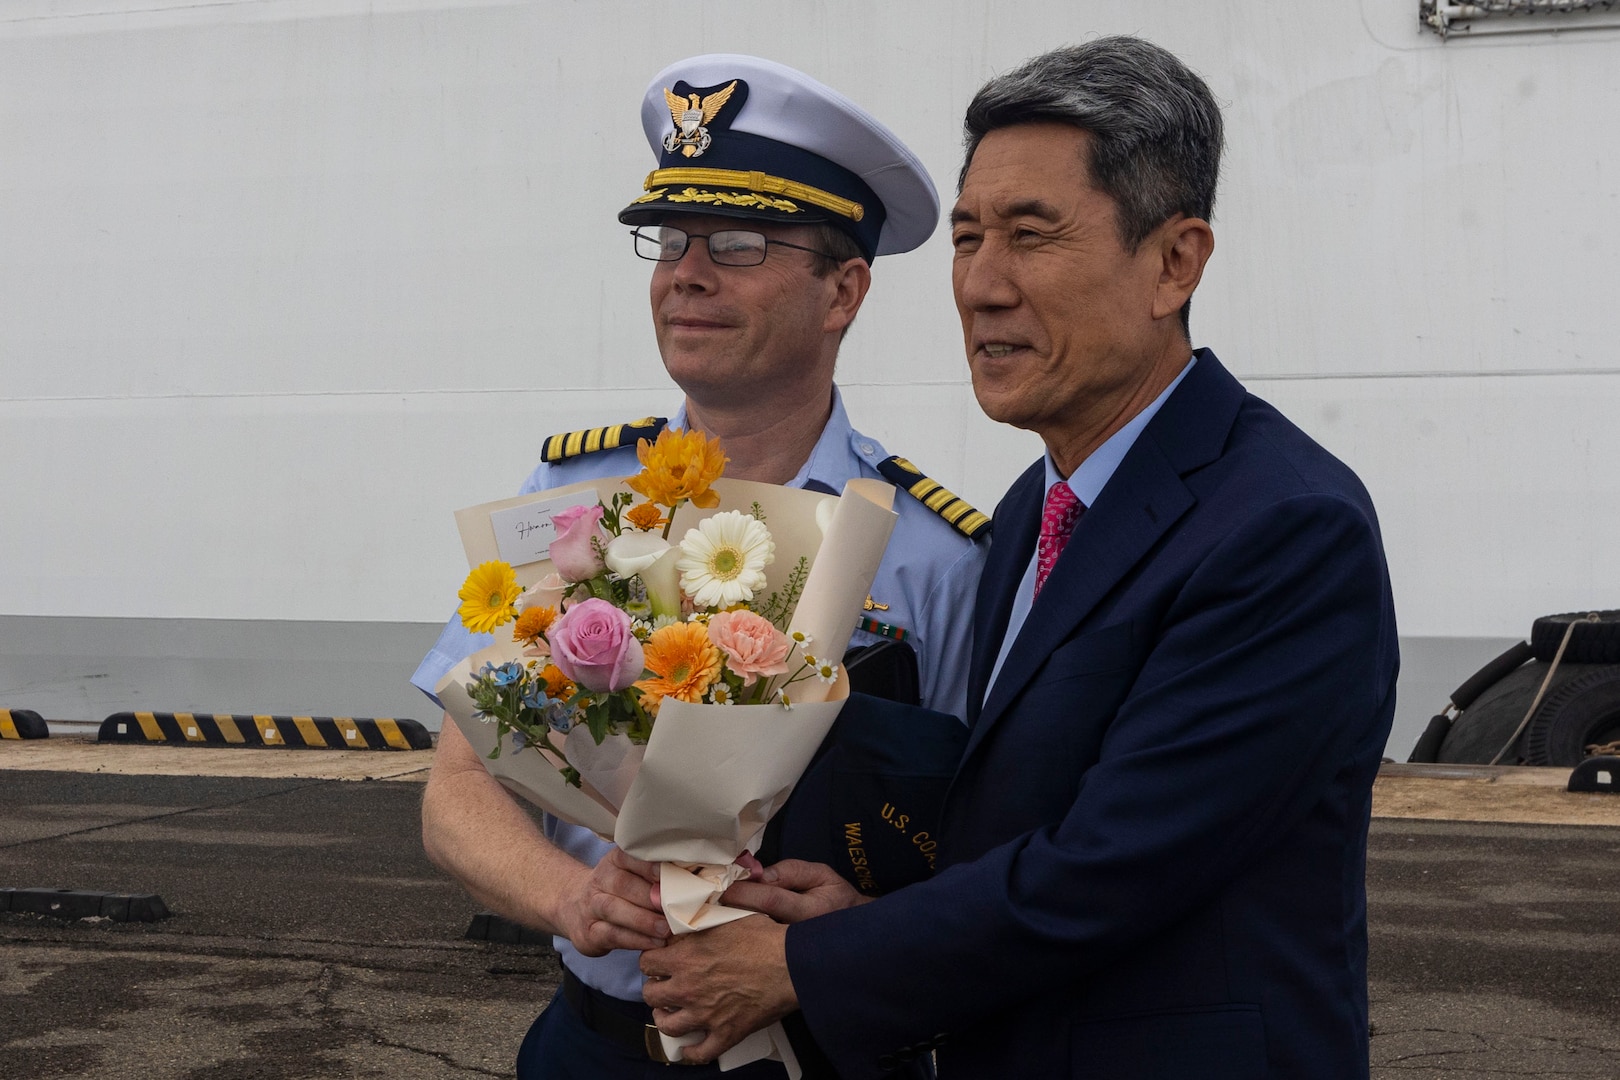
517;988;801;1080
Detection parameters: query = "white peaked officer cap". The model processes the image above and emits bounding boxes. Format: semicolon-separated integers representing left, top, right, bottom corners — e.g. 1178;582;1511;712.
618;53;940;261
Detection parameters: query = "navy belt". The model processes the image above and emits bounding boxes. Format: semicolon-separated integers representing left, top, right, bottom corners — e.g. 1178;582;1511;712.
561;967;694;1066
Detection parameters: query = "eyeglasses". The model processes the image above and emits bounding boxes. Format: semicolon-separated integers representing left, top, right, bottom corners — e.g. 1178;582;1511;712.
630;226;842;267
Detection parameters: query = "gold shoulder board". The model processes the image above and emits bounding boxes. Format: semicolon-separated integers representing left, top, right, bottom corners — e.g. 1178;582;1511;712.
876;456;992;540
541;417;667;464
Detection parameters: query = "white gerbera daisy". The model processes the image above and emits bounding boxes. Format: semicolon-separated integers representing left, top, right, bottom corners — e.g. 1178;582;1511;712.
677;510;775;609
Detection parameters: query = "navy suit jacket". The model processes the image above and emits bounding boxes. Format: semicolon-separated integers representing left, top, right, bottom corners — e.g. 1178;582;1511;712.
786;351;1399;1079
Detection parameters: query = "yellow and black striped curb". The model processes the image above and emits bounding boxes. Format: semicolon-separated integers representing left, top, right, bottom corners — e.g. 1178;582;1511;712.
96;712;432;750
1;709;49;740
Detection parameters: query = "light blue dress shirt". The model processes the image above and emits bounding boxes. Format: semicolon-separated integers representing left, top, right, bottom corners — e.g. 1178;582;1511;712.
986;356;1197;698
413;386;986;1000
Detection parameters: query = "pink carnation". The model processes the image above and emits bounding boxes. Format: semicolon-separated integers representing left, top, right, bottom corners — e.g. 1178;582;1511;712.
707;610;792;686
549;598;645;692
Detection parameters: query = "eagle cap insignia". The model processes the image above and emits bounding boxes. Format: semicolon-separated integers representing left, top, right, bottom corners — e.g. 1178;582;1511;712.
662;79;743;159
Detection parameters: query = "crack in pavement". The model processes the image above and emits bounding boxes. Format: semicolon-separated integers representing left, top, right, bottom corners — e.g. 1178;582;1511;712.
1377;1070;1616;1076
0;778;330;850
0;926;555;980
1373;1025;1620;1075
302;959;516;1078
364;1035;512;1078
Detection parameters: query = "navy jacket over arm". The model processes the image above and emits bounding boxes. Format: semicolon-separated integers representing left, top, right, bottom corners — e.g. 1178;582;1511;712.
785;352;1399;1080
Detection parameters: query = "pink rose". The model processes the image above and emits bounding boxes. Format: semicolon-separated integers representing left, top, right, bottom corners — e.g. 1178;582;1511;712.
549;598;645;692
549;504;608;582
707;609;792;686
517;572;569;613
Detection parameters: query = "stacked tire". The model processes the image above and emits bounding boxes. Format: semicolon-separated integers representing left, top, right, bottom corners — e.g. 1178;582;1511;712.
1431;611;1620;767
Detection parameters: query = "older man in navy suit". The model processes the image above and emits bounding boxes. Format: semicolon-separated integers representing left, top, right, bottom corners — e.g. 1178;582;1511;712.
636;37;1399;1079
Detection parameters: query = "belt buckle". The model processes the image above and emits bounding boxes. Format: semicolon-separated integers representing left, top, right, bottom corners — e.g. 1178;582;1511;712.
645;1023;691;1065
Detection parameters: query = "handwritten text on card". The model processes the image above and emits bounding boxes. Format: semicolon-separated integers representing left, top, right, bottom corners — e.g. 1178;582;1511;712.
490;491;601;568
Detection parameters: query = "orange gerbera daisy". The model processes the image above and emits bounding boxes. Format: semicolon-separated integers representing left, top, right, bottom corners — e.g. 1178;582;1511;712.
634;621;723;714
627;429;727;511
539;663;575;701
511;605;558;646
624;501;668;532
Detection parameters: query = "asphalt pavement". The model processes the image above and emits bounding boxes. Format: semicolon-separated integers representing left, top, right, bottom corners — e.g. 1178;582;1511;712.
0;763;553;1079
3;745;1619;1078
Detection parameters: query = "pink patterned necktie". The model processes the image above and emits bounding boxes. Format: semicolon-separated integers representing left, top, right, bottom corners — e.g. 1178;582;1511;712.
1034;482;1084;596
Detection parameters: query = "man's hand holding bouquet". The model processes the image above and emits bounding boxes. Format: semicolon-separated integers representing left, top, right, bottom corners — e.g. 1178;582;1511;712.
434;429;896;1076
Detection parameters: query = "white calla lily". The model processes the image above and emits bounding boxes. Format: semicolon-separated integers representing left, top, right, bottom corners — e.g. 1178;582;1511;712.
605;532;683;619
605;532;670;577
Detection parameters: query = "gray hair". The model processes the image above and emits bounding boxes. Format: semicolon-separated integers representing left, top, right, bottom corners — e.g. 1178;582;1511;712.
962;37;1223;333
807;221;865;277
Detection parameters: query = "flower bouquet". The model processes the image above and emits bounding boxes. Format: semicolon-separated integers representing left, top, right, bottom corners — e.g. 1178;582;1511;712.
433;429;897;1076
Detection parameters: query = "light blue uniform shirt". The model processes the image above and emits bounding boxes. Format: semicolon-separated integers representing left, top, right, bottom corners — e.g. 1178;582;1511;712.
987;356;1196;698
413;387;985;1000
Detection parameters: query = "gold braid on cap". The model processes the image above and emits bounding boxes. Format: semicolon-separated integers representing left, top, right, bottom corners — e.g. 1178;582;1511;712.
642;168;865;222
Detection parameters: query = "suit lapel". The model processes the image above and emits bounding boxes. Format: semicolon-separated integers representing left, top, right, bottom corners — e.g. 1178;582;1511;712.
967;462;1044;724
964;441;1192;760
962;351;1248;762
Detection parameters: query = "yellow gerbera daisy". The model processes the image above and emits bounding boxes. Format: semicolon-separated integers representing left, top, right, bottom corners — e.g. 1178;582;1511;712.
458;561;521;634
627;428;727;511
677;510;775;609
634;621;723;715
512;605;557;645
624;502;668;532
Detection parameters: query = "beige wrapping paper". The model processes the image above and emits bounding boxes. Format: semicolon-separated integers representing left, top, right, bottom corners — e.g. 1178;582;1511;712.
611;673;849;863
654;861;799;1073
776;477;898;705
437;641;619;838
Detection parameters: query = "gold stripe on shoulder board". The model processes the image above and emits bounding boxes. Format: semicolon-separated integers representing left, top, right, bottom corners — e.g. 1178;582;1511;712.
876;456;992;540
542;417;668;463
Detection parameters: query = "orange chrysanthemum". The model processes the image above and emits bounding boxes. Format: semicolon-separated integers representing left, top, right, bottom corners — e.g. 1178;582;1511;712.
627;428;727;511
539;663;575;701
512;605;558;645
624;501;668;532
634;621;723;714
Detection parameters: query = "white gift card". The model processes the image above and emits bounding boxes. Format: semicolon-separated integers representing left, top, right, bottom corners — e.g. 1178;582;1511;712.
489;490;601;568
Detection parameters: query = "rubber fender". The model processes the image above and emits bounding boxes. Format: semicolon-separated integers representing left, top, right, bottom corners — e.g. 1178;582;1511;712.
1521;668;1620;767
1530;611;1620;665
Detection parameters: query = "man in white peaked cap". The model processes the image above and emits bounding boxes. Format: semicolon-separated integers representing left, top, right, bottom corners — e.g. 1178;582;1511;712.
413;54;986;1078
